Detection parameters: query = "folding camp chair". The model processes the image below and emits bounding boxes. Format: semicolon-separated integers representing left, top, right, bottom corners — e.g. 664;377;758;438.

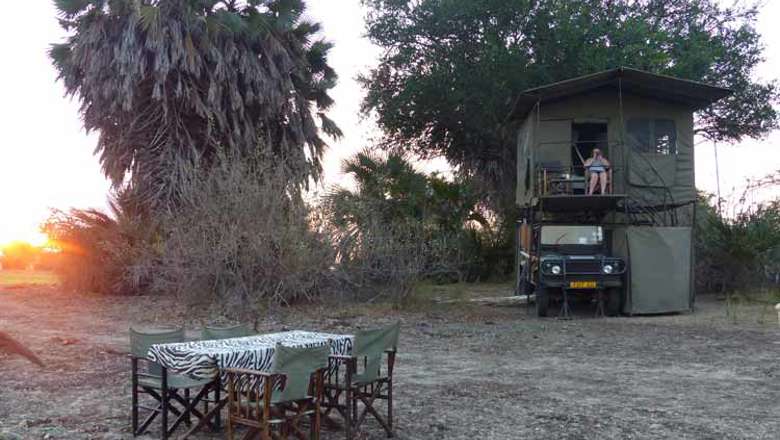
130;327;221;439
202;323;253;340
323;322;400;439
225;343;329;440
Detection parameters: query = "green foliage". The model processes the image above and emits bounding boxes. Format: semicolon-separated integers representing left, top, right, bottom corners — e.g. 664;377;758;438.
361;0;778;208
695;185;780;293
325;149;486;235
323;149;510;288
458;225;515;282
51;0;340;209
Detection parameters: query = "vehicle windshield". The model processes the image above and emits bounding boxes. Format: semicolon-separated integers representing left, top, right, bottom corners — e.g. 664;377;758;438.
541;225;603;245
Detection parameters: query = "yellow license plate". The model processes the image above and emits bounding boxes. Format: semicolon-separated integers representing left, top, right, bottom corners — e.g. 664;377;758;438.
569;281;597;289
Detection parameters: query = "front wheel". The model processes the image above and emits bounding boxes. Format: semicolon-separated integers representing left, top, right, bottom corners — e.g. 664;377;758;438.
606;288;622;316
535;287;550;317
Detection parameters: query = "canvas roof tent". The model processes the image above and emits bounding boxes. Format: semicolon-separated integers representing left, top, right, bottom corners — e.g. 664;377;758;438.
511;68;730;314
513;67;730;214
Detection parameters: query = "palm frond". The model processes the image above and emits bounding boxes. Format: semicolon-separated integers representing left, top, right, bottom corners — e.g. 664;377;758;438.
51;0;340;210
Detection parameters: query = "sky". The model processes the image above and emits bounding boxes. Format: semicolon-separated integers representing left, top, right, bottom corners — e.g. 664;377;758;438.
0;0;778;246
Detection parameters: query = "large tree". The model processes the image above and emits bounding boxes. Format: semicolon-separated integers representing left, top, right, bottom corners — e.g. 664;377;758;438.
361;0;778;209
52;0;341;209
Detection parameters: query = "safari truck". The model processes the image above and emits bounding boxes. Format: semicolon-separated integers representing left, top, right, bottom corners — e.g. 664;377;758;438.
510;67;731;317
533;224;625;317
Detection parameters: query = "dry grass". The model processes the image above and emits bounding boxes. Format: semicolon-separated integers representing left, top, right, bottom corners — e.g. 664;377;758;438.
1;284;779;439
0;270;58;287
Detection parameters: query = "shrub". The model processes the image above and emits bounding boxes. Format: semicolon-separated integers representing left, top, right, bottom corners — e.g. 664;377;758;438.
695;175;780;293
458;225;515;282
42;192;156;295
322;149;487;301
149;153;336;318
330;215;466;303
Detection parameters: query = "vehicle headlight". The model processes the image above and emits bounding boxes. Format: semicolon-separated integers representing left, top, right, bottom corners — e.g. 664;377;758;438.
602;264;614;274
551;265;562;275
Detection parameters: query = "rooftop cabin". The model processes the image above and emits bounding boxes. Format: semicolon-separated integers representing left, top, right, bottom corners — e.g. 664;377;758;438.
511;67;730;221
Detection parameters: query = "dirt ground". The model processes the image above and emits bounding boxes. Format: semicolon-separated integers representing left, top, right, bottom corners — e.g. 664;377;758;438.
1;283;778;440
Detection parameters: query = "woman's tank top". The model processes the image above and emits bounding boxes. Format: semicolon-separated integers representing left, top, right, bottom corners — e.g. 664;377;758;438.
589;157;606;173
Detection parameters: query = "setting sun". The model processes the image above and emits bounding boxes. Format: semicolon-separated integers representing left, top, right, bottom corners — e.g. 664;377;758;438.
0;228;49;249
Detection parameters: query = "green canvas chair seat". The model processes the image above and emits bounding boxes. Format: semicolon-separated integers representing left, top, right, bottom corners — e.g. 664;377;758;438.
130;327;220;440
138;374;214;390
323;322;400;440
326;364;391;388
201;323;252;340
351;370;385;386
225;343;329;440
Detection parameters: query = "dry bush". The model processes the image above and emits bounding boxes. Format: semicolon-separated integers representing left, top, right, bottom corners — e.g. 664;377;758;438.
150;154;336;319
319;149;479;303
326;210;466;304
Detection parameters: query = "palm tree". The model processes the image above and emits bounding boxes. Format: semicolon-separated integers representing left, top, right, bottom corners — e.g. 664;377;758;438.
325;149;486;232
324;149;487;264
325;149;430;229
51;0;341;209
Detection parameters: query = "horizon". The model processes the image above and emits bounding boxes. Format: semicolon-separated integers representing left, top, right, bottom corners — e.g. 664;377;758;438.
0;0;778;247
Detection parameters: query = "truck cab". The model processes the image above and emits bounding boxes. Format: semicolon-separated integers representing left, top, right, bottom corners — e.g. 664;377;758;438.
534;225;625;317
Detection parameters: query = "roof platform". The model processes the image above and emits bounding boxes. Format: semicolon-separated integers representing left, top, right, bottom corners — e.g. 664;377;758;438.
508;67;732;120
538;194;626;213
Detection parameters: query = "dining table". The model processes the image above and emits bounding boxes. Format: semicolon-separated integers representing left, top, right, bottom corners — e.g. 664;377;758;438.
146;330;353;438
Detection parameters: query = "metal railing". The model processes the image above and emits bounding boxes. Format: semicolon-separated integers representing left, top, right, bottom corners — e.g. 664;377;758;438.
537;164;615;196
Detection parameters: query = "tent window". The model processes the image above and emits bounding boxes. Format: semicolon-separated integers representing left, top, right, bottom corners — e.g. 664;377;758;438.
626;118;677;155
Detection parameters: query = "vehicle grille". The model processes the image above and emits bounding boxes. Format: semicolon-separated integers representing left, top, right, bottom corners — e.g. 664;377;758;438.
564;260;601;274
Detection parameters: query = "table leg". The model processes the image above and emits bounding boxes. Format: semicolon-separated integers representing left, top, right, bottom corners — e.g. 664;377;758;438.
161;367;169;440
182;395;227;439
214;379;222;429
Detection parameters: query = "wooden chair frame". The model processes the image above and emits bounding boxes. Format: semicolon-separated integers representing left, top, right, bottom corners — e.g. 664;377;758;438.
225;367;325;440
130;355;221;439
323;349;396;440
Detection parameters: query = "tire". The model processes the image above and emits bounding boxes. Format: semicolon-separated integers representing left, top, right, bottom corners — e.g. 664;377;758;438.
606;288;622;316
535;287;550;317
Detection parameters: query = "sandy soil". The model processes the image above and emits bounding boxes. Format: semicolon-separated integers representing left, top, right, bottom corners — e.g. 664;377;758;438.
1;284;778;439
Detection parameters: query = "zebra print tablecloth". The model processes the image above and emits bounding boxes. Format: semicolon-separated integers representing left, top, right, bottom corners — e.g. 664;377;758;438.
146;330;353;380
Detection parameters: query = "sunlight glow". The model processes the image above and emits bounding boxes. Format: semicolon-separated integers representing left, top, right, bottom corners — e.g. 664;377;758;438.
0;229;49;249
